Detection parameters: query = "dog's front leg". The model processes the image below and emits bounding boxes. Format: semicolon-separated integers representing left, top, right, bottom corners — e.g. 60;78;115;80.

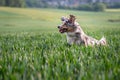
67;36;74;45
82;35;89;47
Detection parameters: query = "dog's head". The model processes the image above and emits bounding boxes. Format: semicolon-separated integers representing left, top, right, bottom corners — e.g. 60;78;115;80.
57;15;76;33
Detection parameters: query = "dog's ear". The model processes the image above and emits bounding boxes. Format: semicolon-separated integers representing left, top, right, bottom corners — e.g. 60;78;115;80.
69;15;76;23
61;16;68;21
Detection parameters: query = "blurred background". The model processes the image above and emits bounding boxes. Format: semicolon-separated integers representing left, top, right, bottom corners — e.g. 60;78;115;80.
0;0;120;11
0;0;120;33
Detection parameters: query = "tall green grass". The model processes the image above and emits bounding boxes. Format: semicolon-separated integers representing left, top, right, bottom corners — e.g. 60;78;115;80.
0;7;120;80
0;32;120;80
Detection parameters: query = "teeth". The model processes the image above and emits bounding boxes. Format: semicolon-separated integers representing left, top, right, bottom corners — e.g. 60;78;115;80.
59;30;63;33
59;29;67;33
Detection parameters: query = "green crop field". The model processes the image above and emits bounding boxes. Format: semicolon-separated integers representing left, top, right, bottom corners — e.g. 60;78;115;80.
0;7;120;80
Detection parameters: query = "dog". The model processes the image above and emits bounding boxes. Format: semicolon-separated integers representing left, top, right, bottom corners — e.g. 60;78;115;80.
57;15;107;46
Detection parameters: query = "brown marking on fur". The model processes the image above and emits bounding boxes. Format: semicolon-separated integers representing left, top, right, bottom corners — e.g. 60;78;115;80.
69;15;76;24
84;36;88;46
67;27;75;32
60;22;76;33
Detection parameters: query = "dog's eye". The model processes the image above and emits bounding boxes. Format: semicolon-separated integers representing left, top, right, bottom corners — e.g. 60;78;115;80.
66;20;71;23
65;21;69;23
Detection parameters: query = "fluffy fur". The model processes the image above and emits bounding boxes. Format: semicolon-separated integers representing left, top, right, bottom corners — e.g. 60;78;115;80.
57;15;107;46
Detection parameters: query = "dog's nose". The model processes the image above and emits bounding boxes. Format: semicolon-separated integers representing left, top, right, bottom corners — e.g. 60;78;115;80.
58;26;60;28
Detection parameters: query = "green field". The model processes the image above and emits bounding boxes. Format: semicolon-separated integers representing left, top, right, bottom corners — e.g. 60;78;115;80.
0;7;120;80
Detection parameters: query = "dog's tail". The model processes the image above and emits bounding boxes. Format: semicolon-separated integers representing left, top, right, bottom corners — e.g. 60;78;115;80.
97;36;107;45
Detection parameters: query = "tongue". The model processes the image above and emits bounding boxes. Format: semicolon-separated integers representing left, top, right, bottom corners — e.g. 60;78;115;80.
59;30;64;33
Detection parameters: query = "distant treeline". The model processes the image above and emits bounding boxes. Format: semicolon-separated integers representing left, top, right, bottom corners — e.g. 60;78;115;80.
59;3;107;12
0;0;48;7
0;0;120;11
0;0;25;7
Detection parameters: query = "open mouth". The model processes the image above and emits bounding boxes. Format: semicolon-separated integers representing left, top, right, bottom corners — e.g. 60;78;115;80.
59;28;67;33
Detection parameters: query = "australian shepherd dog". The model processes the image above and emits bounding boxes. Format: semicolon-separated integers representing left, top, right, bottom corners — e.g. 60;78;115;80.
57;15;107;46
